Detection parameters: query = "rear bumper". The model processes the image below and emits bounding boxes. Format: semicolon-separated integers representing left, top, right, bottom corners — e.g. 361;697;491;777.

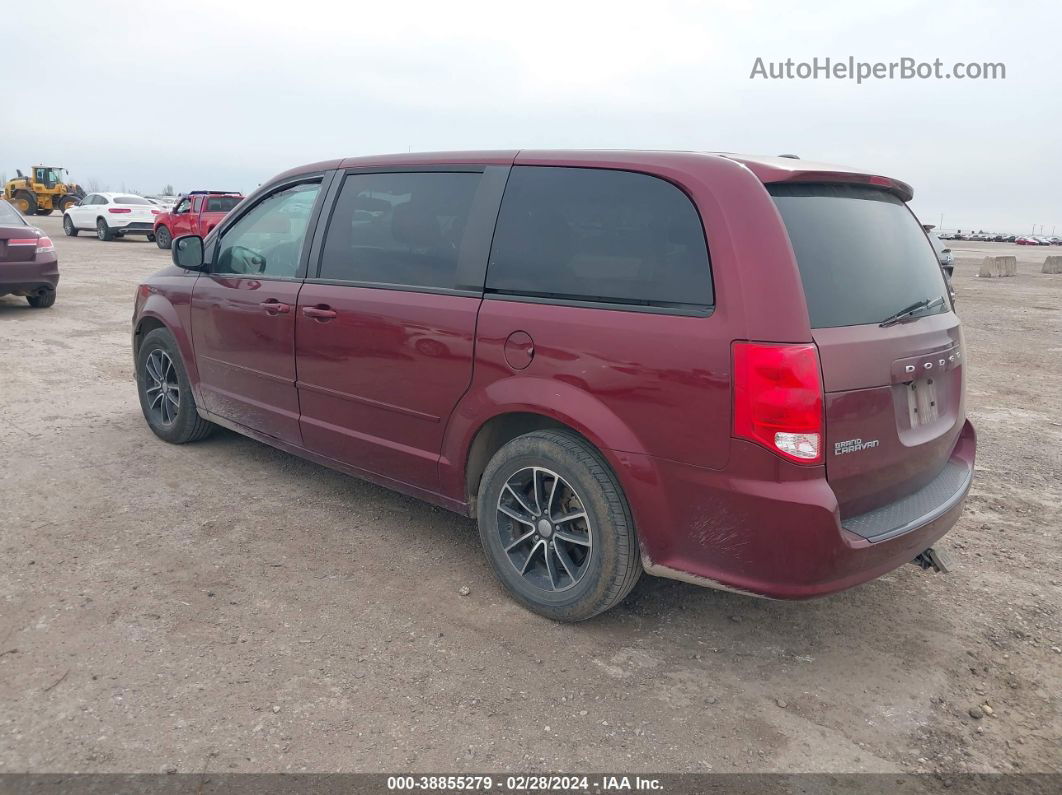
110;221;155;234
625;419;976;599
0;256;60;295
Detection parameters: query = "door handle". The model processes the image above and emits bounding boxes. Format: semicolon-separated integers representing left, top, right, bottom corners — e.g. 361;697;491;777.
302;305;337;320
260;299;290;314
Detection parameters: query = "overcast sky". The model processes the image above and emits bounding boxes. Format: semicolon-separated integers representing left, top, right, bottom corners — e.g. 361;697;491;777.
4;0;1060;233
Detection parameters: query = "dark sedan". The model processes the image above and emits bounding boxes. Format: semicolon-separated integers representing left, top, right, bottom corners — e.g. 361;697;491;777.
0;199;58;308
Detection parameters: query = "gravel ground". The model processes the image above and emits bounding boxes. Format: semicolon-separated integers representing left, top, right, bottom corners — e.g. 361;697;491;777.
0;218;1059;775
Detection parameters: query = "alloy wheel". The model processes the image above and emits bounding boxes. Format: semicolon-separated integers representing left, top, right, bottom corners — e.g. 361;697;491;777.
496;466;593;592
143;349;180;426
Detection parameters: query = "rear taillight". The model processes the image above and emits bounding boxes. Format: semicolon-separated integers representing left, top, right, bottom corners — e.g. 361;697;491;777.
35;236;55;254
6;238;38;246
108;207;132;214
733;342;824;464
151;209;160;215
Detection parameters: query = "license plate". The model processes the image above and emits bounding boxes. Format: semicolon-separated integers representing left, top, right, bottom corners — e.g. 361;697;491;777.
906;376;939;427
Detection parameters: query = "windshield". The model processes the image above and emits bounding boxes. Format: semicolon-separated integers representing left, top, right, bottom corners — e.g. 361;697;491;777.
769;183;949;329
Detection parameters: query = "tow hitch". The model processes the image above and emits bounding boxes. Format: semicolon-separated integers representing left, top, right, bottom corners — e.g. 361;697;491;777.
913;547;953;574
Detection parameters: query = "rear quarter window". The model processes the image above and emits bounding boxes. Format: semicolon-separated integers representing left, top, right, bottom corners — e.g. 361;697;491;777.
486;166;713;310
206;197;241;213
769;183;949;329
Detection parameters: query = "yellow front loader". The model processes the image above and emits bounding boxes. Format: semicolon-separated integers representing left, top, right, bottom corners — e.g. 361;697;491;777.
3;166;86;216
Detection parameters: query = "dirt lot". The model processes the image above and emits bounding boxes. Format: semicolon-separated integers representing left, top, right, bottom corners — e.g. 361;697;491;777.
0;217;1059;776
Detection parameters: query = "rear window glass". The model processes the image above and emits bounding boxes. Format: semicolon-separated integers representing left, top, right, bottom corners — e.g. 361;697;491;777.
320;171;481;289
116;196;151;205
0;200;26;225
769;184;949;328
206;197;241;213
487;167;712;309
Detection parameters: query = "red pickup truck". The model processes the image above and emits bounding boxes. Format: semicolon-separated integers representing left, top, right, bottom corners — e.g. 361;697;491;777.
153;191;243;249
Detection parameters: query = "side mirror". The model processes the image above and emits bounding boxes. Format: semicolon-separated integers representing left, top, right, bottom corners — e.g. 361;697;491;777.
172;235;205;270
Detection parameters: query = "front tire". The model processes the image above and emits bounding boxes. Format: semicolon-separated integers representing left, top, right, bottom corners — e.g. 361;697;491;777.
96;217;113;241
476;430;641;621
13;190;37;216
27;290;56;308
155;225;172;249
136;328;215;444
63;215;78;236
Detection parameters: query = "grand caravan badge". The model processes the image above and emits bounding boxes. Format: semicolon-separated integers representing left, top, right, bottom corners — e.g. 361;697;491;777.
834;438;880;455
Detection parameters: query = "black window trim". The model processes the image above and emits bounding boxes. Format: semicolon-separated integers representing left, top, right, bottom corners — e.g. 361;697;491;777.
205;170;334;282
303;164;509;296
483;164;717;317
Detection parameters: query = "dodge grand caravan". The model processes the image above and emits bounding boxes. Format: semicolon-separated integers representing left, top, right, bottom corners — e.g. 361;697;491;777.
132;150;974;621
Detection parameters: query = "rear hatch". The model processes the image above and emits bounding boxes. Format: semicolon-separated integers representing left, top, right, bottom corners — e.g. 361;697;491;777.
113;196;160;224
769;183;966;521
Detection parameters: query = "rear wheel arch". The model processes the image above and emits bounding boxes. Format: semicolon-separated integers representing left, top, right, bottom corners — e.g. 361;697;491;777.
465;412;574;510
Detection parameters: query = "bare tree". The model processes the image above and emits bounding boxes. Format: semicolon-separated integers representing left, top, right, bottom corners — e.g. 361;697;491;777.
162;184;175;196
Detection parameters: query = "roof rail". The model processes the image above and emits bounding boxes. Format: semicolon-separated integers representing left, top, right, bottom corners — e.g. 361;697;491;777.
185;190;242;196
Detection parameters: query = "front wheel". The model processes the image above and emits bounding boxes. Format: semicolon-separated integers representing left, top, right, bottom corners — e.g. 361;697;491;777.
476;430;641;621
155;225;172;249
63;215;78;236
136;328;215;443
96;218;114;241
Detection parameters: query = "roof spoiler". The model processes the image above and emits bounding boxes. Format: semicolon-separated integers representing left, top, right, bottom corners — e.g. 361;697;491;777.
769;171;914;202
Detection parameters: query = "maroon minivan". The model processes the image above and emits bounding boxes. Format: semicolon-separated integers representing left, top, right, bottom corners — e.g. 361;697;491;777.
132;151;974;621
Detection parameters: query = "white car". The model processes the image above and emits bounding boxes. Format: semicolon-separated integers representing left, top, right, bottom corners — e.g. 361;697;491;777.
62;193;161;242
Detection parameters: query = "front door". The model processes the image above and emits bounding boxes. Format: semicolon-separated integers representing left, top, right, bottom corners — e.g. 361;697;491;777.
294;169;494;490
190;180;323;444
170;196;195;238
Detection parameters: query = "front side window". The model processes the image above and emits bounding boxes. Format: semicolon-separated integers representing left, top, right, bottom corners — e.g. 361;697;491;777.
174;198;191;214
319;171;481;289
487;166;713;309
214;182;321;278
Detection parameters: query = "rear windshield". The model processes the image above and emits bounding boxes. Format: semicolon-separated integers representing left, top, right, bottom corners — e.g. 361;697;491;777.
206;197;241;213
0;200;27;225
769;183;949;328
116;196;151;205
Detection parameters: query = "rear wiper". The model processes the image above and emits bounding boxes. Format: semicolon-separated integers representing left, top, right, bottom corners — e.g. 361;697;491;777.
879;296;945;328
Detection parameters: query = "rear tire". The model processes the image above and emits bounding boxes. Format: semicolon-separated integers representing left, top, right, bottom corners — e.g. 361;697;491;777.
476;430;641;621
27;290;56;309
96;217;113;241
13;190;37;216
155;226;172;249
63;215;78;237
136;327;215;444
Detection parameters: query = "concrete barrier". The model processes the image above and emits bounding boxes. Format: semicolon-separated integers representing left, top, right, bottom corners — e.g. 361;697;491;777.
978;255;1018;277
1043;256;1062;274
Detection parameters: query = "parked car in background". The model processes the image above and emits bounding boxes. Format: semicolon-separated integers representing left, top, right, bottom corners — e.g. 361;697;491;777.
146;195;178;211
152;191;244;250
131;151;973;621
0;199;58;307
923;225;954;278
63;193;161;242
1016;236;1037;245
